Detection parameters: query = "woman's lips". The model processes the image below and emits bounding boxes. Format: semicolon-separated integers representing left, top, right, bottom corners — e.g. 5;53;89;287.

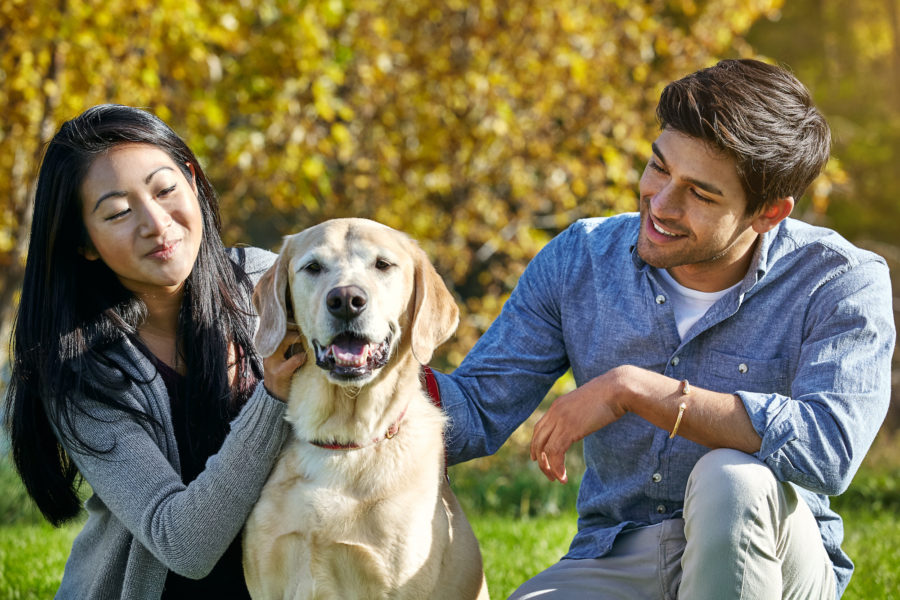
147;239;181;260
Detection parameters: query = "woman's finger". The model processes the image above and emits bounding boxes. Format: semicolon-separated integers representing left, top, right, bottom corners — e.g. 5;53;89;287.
276;330;303;357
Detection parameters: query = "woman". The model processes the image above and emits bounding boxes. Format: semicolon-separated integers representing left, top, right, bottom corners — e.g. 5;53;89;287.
3;104;305;598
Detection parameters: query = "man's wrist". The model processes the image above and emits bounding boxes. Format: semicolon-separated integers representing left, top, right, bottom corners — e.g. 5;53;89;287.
604;364;642;418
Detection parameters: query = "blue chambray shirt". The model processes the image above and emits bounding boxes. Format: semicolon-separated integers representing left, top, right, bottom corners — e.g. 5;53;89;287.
435;213;894;597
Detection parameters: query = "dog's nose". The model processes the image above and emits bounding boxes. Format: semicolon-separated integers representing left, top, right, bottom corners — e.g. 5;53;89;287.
326;285;368;320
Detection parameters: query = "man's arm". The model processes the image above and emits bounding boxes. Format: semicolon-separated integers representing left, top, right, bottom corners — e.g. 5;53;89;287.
532;256;894;494
436;226;578;466
531;366;761;483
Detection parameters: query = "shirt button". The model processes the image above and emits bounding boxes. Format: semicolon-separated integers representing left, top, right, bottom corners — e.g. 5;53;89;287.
738;363;749;374
656;505;666;514
656;294;666;304
670;356;680;366
652;473;662;483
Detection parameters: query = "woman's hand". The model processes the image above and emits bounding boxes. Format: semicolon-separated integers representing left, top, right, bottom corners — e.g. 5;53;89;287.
530;368;629;483
262;329;307;402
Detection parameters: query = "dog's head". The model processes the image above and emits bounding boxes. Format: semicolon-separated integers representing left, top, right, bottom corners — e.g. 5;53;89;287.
253;218;458;387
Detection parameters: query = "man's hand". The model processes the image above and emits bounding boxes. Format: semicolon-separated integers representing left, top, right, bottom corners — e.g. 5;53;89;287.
530;369;628;483
531;365;763;484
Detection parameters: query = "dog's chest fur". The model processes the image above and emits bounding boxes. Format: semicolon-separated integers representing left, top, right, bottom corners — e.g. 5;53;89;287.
245;219;486;599
247;375;450;596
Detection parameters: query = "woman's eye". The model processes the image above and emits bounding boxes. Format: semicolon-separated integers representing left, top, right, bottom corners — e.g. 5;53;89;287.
104;208;131;221
157;184;177;197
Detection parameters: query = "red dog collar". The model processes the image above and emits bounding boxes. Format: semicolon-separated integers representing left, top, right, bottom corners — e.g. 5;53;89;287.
310;404;408;451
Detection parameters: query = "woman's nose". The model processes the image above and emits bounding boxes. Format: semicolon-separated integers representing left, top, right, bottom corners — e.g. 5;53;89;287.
138;200;173;236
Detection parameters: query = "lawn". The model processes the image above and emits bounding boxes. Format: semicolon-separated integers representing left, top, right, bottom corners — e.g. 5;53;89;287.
1;505;897;599
2;429;899;598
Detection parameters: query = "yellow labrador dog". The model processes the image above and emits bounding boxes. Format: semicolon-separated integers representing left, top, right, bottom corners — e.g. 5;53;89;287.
244;218;489;600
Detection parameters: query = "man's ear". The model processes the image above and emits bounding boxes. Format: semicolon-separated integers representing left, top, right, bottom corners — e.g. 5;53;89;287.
752;196;794;234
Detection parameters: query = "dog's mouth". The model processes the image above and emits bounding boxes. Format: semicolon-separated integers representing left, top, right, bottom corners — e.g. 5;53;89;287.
312;330;393;381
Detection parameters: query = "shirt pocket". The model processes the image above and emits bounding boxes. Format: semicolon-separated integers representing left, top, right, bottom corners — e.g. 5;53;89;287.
703;349;789;394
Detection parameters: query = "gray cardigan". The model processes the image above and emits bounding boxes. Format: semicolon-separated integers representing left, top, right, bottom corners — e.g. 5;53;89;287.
54;248;287;599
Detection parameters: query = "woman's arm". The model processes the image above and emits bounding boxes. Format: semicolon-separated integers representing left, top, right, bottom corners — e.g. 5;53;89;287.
58;333;304;577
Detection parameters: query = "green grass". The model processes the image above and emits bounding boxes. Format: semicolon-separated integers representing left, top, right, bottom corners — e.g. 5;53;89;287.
0;522;80;599
4;506;894;599
468;503;900;599
472;511;577;598
2;430;899;598
837;507;900;600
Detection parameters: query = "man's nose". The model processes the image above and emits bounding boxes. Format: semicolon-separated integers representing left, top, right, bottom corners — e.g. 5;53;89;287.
650;183;682;218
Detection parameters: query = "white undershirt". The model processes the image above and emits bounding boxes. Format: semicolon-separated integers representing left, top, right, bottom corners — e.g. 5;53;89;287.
656;268;740;340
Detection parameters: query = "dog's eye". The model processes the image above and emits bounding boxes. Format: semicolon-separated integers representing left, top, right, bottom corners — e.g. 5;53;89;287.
375;258;393;271
303;261;323;274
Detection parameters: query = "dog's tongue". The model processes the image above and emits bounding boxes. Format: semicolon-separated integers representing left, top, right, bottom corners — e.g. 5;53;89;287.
331;336;369;367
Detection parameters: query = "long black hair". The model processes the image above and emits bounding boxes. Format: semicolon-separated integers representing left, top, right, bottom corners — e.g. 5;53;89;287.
4;104;262;525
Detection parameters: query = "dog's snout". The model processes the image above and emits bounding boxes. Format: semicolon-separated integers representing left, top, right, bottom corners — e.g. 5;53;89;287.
326;285;368;320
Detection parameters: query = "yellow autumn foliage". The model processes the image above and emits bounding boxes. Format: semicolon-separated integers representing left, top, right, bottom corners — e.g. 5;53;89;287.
0;0;784;366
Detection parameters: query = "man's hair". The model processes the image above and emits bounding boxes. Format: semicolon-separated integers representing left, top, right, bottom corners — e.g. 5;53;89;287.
657;59;831;215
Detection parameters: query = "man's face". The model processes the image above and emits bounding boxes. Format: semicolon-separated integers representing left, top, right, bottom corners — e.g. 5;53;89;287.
636;128;761;292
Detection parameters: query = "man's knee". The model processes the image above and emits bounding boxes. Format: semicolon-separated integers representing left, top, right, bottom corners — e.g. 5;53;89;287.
684;448;791;548
686;449;781;511
680;449;832;599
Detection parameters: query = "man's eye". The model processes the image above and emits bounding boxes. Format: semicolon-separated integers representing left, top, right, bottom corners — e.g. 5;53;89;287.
690;188;715;204
649;160;667;174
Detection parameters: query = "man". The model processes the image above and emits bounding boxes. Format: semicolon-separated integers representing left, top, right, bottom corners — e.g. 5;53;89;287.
429;59;895;598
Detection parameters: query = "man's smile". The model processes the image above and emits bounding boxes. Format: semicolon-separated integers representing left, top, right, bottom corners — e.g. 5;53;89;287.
652;219;681;237
646;212;688;240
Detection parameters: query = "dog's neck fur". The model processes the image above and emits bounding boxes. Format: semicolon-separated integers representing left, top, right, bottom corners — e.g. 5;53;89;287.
285;349;424;447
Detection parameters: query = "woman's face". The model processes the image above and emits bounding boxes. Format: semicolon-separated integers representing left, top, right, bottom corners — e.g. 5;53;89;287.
80;143;204;300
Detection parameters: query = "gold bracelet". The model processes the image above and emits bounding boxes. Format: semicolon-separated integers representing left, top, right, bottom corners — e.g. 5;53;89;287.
669;379;690;439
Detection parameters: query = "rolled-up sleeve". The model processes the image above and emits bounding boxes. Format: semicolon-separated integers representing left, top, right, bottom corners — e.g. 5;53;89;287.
436;228;577;466
738;257;894;496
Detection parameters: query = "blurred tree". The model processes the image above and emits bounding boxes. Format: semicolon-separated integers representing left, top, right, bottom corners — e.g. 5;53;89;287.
1;0;783;371
747;0;900;429
197;0;786;364
748;0;900;244
0;0;245;370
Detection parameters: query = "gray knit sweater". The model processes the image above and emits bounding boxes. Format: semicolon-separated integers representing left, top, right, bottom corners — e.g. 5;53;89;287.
54;247;287;599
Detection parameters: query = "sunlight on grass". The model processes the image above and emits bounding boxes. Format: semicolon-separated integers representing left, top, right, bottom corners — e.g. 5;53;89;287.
0;430;897;597
0;522;79;599
839;506;900;599
470;511;577;598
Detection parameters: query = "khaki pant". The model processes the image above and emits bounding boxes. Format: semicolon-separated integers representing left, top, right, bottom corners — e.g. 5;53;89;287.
509;449;836;600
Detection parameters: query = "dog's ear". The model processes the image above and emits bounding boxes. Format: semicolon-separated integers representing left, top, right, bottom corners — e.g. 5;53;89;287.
253;253;290;358
409;243;459;365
